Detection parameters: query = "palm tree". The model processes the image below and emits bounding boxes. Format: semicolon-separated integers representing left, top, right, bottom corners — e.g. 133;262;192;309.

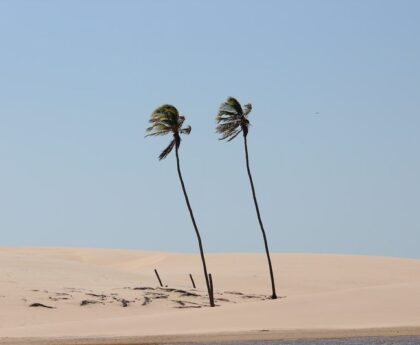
216;97;277;299
146;104;215;307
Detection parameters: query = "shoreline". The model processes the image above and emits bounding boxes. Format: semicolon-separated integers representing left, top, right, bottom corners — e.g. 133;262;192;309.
2;327;420;345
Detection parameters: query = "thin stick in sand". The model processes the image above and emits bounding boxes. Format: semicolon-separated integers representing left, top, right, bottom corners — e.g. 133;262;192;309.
154;269;163;287
189;274;196;289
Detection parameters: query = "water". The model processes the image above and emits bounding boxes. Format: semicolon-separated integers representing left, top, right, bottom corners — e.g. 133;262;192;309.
257;337;420;345
177;337;420;345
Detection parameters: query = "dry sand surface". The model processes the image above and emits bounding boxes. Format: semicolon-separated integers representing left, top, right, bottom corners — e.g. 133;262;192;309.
1;247;420;344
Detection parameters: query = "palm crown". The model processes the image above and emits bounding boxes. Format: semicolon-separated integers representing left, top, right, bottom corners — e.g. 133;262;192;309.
146;104;191;160
216;97;252;141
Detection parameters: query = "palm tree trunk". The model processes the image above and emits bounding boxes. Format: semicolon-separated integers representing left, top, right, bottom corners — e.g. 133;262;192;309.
243;134;278;299
175;145;215;307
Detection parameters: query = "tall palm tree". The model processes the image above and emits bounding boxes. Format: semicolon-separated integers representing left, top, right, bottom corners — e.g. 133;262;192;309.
146;104;215;307
216;97;277;299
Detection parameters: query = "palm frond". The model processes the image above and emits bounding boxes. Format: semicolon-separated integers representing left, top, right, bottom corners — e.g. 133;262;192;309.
225;97;243;115
159;139;176;160
145;130;170;137
227;129;242;142
180;125;192;135
243;103;252;117
152;104;179;120
145;122;173;137
216;122;238;135
178;116;186;127
216;97;252;141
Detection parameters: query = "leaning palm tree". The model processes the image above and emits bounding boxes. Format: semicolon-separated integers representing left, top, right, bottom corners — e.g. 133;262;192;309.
146;104;215;307
216;97;277;299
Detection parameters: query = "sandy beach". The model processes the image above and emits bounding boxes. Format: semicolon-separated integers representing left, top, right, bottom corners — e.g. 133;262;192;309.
1;247;420;344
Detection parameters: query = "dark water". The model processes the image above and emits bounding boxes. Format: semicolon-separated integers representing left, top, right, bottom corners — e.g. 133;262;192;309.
174;337;420;345
259;337;420;345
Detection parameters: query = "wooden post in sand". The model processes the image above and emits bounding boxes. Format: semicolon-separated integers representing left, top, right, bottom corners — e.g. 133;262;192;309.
208;273;214;303
189;274;196;289
154;269;163;287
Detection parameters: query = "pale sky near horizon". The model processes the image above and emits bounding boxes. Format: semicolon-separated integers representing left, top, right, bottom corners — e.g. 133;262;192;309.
1;0;419;258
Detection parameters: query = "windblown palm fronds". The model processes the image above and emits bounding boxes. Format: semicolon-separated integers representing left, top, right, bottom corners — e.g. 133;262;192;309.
216;97;252;141
146;105;191;160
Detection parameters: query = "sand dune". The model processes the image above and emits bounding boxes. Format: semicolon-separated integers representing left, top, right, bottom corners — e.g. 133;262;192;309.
1;247;420;343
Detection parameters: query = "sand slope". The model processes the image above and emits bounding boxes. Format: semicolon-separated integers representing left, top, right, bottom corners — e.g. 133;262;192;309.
1;247;420;341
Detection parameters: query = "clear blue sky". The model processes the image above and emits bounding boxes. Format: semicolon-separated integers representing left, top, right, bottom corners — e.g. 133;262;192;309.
1;0;419;258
